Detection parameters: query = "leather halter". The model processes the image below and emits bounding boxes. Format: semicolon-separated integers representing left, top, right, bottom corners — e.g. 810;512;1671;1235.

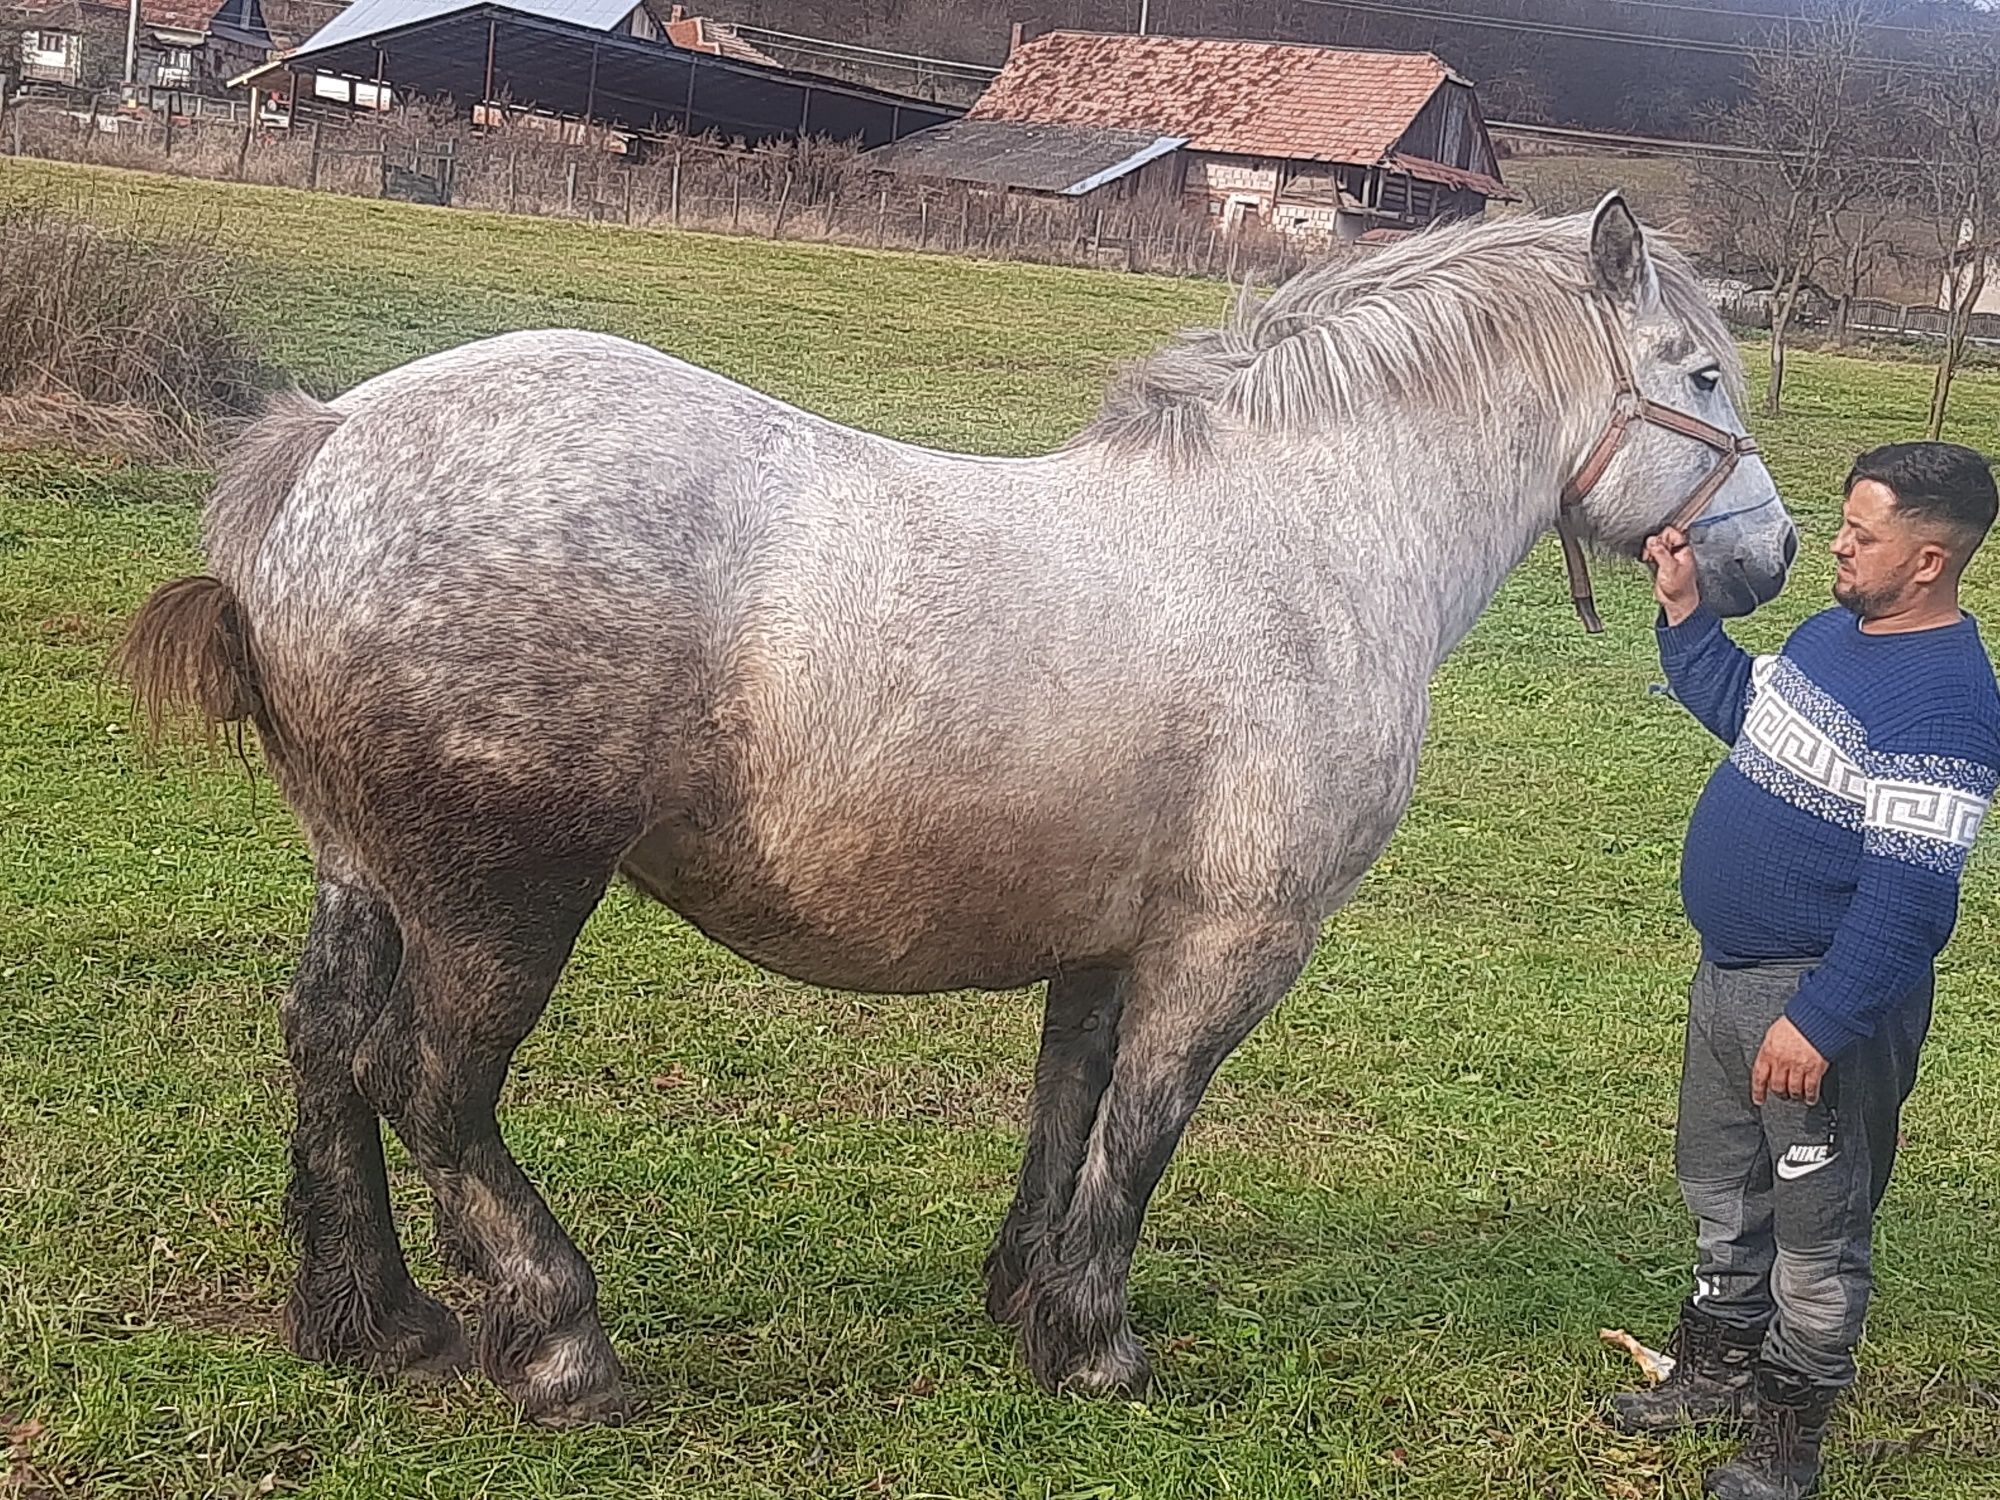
1555;303;1761;633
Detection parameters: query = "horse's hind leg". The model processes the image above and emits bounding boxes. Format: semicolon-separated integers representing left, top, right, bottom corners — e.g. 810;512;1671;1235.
984;967;1126;1325
356;864;626;1427
281;861;469;1377
1017;917;1316;1396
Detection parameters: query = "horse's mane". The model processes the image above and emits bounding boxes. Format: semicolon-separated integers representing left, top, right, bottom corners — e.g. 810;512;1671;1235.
1078;211;1739;463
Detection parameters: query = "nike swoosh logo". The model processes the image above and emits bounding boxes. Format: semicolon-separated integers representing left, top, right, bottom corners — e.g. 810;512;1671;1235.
1776;1156;1837;1181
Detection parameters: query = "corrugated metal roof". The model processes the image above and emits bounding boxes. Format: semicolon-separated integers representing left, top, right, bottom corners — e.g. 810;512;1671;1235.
294;0;634;53
971;30;1455;168
867;119;1185;196
269;7;960;145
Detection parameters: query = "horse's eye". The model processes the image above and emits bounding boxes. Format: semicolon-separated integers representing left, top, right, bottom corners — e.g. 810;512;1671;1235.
1690;366;1722;395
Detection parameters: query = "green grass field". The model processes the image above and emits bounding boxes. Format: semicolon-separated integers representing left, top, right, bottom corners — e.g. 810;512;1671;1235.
2;159;1997;1499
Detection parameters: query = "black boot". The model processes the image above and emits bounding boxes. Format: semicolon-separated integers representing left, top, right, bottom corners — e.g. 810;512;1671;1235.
1703;1363;1840;1500
1609;1300;1763;1434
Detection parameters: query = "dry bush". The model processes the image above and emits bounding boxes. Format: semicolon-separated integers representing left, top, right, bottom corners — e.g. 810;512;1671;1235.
0;196;266;461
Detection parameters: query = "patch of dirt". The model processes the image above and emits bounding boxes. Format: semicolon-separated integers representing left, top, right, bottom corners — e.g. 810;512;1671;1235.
2;1413;54;1500
38;613;113;646
149;1266;283;1340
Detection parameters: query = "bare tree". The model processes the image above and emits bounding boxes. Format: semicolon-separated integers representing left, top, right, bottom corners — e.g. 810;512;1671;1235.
1697;4;1892;416
0;5;27;95
1823;199;1906;344
1902;39;2000;440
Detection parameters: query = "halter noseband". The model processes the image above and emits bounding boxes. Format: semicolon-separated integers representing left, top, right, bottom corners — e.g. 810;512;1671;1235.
1554;303;1760;633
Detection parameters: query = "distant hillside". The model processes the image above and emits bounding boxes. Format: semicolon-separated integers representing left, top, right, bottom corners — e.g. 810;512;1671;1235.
715;0;2000;137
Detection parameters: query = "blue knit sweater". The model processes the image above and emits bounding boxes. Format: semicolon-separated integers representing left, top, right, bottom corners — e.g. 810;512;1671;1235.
1660;604;2000;1060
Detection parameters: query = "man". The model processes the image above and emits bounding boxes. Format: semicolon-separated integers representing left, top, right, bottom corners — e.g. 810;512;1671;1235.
1611;442;2000;1499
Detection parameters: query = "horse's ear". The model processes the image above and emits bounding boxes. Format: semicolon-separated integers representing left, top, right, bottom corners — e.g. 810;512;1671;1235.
1590;192;1658;311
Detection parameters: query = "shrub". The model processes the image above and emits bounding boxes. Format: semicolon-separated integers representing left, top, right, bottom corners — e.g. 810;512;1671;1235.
0;196;267;460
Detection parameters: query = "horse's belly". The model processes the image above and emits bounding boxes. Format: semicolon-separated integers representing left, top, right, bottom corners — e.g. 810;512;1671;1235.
618;809;1145;994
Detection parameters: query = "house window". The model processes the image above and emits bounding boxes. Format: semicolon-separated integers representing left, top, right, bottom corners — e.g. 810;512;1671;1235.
25;30;75;61
155;46;195;85
22;28;77;79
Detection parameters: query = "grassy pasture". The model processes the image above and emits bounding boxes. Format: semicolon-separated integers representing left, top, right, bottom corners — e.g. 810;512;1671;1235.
1;159;1997;1499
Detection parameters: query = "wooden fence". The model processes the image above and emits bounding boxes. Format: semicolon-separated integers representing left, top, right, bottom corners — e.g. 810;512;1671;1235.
0;94;1321;284
1844;297;2000;346
1711;288;2000;348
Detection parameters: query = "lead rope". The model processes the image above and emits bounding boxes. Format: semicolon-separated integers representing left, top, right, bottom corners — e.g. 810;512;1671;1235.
1557;514;1605;634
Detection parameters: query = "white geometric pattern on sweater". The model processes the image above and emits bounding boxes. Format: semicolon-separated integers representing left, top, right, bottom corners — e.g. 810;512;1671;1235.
1739;656;1869;806
1729;654;1992;875
1866;778;1989;848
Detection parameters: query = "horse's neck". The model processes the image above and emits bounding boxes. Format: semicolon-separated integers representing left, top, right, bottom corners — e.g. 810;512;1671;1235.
1288;399;1583;669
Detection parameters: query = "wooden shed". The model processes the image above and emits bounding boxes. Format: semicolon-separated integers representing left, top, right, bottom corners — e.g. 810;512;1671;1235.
873;29;1513;240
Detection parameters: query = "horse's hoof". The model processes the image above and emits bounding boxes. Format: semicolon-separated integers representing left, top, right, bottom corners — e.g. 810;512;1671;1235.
284;1284;470;1382
498;1322;631;1428
1019;1290;1150;1398
1058;1330;1151;1399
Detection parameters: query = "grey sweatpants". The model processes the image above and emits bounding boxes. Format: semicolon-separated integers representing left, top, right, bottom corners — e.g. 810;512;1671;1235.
1676;959;1932;1389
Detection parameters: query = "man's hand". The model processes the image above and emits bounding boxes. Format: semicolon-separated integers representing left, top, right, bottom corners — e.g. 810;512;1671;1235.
1752;1017;1829;1106
1644;526;1701;626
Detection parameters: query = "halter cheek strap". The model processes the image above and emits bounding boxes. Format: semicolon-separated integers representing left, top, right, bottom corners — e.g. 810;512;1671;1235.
1555;303;1761;634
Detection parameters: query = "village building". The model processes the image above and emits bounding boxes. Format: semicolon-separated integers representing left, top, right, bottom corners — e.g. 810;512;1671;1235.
234;0;953;149
867;29;1512;240
10;0;240;93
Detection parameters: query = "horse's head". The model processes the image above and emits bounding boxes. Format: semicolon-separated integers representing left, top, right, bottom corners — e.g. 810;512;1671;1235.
1566;194;1797;619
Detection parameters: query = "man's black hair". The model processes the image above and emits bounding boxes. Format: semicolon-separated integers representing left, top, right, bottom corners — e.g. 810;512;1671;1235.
1846;442;1999;564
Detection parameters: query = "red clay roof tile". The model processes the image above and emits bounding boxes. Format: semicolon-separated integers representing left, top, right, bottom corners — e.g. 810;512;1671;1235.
8;0;216;31
971;30;1457;167
142;0;221;31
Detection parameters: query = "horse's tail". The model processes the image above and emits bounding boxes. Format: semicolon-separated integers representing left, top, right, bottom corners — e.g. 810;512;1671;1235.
114;390;344;746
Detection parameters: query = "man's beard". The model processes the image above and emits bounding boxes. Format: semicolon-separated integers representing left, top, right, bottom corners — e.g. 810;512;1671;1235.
1834;574;1901;620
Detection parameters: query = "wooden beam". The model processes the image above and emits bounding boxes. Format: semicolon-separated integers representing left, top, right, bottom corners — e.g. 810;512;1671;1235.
483;18;495;106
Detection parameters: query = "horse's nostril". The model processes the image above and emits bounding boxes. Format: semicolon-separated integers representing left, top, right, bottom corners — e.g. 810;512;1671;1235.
1783;526;1799;567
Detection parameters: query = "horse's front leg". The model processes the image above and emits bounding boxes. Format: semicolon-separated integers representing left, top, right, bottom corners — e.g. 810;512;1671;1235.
984;967;1127;1324
1016;917;1317;1395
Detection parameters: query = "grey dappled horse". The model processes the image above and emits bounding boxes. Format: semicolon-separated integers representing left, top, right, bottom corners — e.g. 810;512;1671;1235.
118;196;1795;1424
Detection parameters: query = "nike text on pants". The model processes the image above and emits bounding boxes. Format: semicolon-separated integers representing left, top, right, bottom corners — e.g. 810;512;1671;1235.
1675;959;1931;1388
